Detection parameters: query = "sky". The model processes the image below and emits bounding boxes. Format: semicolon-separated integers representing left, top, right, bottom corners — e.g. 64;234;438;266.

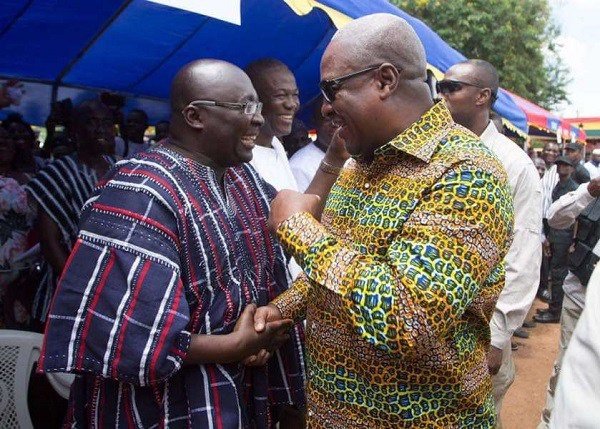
550;0;600;118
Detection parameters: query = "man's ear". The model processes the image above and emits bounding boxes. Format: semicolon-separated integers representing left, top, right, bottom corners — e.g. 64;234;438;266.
378;63;400;100
476;88;493;107
181;106;204;130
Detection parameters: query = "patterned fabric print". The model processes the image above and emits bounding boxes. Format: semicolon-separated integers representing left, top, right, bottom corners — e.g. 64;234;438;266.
24;154;115;321
39;146;305;428
272;101;513;428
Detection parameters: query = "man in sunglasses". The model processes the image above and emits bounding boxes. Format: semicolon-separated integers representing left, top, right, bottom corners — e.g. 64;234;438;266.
39;59;350;428
253;14;513;428
441;59;542;427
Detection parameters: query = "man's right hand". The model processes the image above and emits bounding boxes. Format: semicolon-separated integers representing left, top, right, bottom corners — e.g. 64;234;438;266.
233;304;292;360
588;177;600;197
254;303;284;332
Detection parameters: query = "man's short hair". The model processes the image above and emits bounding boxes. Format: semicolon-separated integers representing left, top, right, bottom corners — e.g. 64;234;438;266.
245;58;291;87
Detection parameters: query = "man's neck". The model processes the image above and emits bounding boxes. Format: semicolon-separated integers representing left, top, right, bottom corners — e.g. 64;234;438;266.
472;113;490;137
167;138;226;184
255;130;275;148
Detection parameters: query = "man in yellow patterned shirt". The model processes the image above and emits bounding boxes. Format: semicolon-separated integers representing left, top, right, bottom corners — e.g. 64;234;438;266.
254;13;514;428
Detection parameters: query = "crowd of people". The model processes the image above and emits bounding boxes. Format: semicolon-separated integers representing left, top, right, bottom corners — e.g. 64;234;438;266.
0;12;598;428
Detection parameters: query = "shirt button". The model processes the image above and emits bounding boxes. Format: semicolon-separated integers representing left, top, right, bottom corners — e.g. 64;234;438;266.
308;410;314;417
364;182;370;189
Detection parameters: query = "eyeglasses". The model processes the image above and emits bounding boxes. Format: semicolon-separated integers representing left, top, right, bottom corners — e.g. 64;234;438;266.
436;79;498;101
184;100;263;115
320;64;399;103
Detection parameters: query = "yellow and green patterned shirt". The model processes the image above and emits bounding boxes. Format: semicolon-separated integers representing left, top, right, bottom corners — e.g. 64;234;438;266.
272;101;514;428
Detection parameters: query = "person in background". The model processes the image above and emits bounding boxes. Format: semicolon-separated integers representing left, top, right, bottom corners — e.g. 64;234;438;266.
115;109;150;157
153;119;170;144
25;99;116;325
535;156;579;324
245;58;300;192
290;96;340;192
441;58;541;427
537;176;600;428
1;113;44;174
564;142;590;185
551;262;600;428
535;157;547;178
254;14;513;427
246;58;303;280
540;141;561;302
281;117;312;157
584;147;600;179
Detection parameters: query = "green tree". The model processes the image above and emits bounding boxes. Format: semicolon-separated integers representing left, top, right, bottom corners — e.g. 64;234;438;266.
390;0;569;109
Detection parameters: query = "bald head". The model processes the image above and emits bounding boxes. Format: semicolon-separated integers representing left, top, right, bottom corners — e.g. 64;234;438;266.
245;59;291;92
170;59;253;112
455;59;499;94
330;13;427;80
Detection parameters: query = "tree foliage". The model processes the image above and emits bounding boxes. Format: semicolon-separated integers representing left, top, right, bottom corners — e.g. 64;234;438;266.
390;0;569;109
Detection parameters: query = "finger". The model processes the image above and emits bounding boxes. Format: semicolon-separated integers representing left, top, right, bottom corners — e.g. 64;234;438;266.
242;355;257;366
265;318;294;332
256;349;271;366
254;307;270;332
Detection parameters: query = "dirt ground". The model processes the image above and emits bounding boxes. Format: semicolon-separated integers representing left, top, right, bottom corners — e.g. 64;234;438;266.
500;298;561;429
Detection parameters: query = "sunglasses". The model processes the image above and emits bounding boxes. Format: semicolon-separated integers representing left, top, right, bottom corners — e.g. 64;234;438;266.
319;64;402;103
436;79;498;101
184;100;263;115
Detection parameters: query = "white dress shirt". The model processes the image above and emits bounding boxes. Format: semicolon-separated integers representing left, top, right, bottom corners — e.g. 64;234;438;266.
584;160;600;179
481;122;543;350
542;164;559;218
289;142;326;192
550;263;600;428
249;137;298;192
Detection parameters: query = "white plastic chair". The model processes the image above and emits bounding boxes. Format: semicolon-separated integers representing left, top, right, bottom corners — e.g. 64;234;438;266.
0;330;74;428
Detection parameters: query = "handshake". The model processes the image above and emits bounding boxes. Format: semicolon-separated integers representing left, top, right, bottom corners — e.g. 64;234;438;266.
232;303;291;367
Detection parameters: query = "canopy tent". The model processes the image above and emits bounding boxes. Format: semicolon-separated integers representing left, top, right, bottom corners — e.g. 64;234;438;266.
506;90;587;143
0;0;527;135
564;117;600;143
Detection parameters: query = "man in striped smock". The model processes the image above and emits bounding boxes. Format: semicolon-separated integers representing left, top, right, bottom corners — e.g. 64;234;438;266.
40;59;352;428
25;99;116;323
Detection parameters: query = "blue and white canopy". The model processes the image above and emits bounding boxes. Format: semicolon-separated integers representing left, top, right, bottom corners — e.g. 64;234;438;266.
0;0;527;133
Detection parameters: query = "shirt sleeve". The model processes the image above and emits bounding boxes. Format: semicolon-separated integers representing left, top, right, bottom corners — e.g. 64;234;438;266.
273;166;513;356
490;162;542;350
39;188;191;387
547;183;595;229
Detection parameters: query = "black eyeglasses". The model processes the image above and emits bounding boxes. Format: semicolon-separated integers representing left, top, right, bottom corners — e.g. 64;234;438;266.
320;64;399;103
184;100;263;115
436;79;498;101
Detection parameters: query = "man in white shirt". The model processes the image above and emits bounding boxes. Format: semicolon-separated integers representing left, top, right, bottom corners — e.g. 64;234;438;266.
584;147;600;179
245;58;300;192
551;261;600;428
246;59;302;280
115;109;150;158
290;97;338;192
538;176;600;428
442;59;542;428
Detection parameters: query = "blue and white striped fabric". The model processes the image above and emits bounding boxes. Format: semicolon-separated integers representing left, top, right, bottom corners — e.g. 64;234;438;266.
40;145;306;428
24;154;115;321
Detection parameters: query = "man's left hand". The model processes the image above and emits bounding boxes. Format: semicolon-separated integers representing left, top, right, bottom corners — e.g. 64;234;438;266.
487;345;503;375
268;190;320;233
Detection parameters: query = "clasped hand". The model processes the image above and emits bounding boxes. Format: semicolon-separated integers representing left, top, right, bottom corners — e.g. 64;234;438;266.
233;303;291;366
